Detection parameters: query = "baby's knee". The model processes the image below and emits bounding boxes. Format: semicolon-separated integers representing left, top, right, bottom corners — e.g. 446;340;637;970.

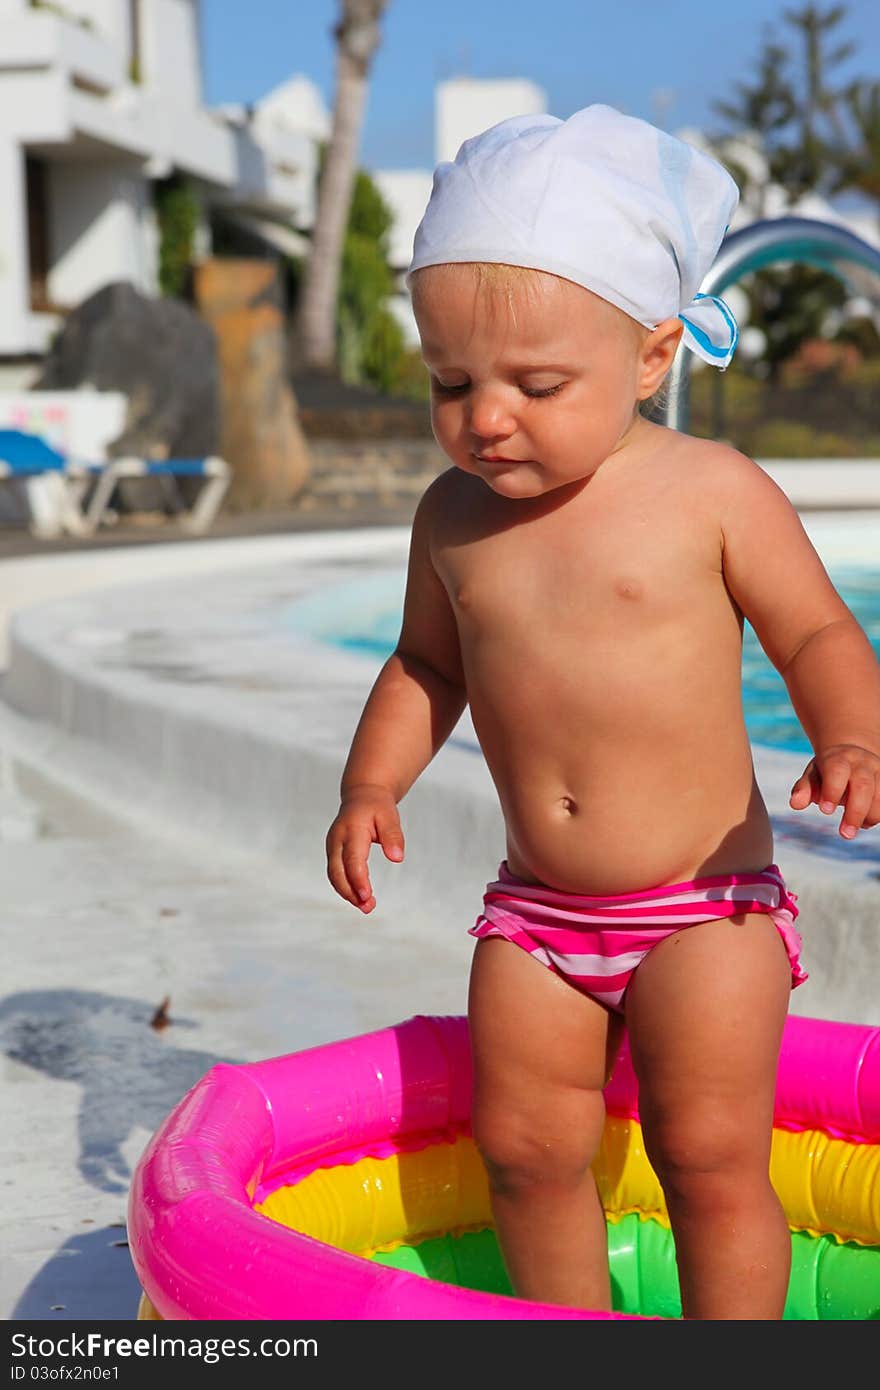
643;1106;763;1199
472;1095;605;1193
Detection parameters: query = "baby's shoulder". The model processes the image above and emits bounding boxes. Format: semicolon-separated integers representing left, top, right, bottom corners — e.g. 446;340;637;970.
418;463;465;505
415;465;483;530
663;431;783;510
663;428;749;475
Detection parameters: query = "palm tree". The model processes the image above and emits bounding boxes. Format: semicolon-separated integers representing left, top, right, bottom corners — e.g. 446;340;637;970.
833;79;880;211
293;0;389;375
777;3;855;197
711;36;797;215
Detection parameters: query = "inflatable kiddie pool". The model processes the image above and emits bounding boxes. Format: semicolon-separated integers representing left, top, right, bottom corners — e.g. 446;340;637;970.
128;1013;880;1320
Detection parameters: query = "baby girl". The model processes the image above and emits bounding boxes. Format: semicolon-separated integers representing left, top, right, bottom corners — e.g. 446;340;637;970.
325;105;880;1319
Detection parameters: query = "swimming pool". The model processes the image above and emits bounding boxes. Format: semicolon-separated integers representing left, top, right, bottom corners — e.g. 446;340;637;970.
287;563;880;756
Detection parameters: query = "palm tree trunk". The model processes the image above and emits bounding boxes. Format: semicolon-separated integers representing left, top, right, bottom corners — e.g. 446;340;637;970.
294;1;387;374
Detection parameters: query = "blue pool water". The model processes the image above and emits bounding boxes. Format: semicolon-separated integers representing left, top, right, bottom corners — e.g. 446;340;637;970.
288;565;880;756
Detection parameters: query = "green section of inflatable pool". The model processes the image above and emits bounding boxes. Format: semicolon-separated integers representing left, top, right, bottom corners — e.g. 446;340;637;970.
370;1214;880;1319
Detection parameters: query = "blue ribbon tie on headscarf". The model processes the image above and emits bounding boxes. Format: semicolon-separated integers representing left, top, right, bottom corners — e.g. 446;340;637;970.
678;291;739;370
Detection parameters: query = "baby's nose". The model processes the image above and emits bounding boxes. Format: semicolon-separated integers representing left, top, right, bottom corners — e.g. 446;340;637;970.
468;385;516;440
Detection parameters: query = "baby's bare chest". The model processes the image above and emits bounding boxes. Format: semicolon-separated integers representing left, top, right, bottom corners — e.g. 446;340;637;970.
437;509;729;651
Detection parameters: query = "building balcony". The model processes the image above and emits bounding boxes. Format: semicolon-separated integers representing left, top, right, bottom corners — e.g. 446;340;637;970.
0;10;125;95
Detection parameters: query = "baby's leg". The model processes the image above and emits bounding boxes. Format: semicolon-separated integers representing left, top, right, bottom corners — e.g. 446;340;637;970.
625;912;793;1320
468;937;623;1310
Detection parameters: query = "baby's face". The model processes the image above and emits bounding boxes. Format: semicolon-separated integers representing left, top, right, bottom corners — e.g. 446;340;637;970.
412;265;653;499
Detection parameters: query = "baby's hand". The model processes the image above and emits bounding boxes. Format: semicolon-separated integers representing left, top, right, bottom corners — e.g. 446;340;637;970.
325;785;405;913
789;744;880;839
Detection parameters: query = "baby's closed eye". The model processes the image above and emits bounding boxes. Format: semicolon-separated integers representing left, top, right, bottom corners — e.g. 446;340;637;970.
429;375;467;392
430;377;565;399
520;382;565;398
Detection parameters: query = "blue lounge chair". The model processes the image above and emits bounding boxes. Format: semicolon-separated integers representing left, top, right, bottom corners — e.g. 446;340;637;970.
0;428;101;537
81;455;231;535
0;429;69;476
0;429;230;538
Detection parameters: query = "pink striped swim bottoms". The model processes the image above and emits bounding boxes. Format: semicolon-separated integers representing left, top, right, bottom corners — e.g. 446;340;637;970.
469;860;808;1013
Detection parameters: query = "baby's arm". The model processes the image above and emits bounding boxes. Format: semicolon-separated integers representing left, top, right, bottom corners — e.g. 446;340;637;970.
326;477;467;912
717;449;880;837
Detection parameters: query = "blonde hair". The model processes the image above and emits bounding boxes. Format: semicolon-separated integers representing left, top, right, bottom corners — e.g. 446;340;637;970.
410;261;548;330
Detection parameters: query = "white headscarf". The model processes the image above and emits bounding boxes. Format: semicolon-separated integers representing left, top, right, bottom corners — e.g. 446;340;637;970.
407;104;740;369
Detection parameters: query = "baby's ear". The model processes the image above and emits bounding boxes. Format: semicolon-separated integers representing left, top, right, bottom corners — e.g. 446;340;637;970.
637;317;683;398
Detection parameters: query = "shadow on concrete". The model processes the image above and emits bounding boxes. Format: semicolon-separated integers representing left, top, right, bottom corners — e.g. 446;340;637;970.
10;1225;144;1321
770;813;880;871
0;988;239;1194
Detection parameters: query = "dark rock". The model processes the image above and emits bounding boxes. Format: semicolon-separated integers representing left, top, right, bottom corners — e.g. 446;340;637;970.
34;281;221;512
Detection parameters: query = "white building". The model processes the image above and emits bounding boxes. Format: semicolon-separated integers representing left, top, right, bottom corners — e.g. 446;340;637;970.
434;77;546;166
0;0;324;374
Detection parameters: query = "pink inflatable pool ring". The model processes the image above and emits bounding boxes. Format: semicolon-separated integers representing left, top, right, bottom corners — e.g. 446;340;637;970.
128;1012;880;1320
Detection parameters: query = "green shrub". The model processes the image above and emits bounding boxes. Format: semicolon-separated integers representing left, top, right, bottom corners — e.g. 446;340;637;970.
334;172;414;394
747;421;862;457
360;308;408;396
337;226;395;380
155;177;200;299
685;355;880;456
387;347;431;402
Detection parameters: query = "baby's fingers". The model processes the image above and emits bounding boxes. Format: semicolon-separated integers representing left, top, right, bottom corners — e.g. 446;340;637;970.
789;761;820;809
839;774;880;839
327;825;375;911
376;809;405;863
815;752;855;818
790;749;880;837
342;838;377;910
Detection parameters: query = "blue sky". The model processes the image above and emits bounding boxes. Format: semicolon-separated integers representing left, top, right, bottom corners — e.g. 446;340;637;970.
201;0;879;172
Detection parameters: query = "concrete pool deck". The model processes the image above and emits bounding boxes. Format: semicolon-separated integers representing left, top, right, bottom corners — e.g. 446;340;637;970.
1;513;878;1320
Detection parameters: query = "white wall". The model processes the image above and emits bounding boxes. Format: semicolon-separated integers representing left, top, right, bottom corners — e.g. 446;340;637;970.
0;389;127;458
141;0;201;107
48;160;153;305
249;74;330;227
386;291;420;349
435;78;547;164
0;139;31;354
46;0;102;28
77;0;135;61
254;74;331;145
371;169;434;270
